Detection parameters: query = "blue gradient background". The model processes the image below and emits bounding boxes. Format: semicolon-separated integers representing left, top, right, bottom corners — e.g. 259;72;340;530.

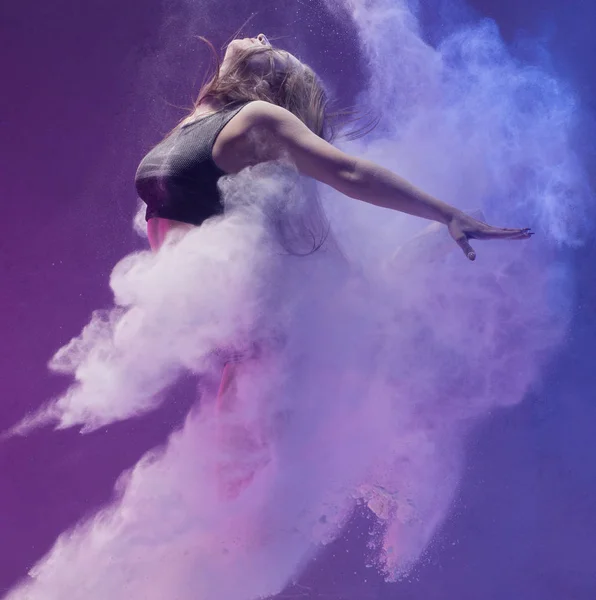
1;0;595;597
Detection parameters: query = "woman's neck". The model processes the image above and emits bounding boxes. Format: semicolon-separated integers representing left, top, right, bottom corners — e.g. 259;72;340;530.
194;98;224;115
179;99;223;127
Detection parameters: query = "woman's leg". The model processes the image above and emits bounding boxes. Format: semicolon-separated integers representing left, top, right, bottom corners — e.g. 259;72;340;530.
216;362;238;412
214;359;271;500
146;220;268;498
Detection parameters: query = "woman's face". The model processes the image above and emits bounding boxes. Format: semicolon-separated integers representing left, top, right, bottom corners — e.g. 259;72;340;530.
223;33;271;65
220;34;301;80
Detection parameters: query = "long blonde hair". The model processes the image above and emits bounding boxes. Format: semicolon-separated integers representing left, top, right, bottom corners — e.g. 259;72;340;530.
192;38;336;142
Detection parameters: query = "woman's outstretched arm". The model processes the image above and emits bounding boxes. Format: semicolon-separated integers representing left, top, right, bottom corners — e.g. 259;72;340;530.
221;101;532;260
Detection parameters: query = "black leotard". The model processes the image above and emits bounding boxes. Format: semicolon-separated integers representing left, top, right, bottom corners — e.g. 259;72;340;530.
135;102;250;226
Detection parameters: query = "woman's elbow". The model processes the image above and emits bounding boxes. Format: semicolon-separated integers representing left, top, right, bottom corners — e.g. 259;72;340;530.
332;158;374;200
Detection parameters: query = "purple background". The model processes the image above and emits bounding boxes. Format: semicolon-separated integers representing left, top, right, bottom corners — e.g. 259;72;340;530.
1;0;595;597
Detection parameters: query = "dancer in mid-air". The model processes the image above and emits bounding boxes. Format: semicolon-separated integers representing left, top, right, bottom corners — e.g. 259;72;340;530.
135;32;532;414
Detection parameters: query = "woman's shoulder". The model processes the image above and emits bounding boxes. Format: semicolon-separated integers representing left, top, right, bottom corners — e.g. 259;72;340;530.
213;101;308;173
235;101;298;131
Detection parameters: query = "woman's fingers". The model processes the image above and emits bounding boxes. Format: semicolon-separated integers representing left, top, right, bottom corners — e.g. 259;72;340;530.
449;220;477;260
472;226;534;240
459;237;476;261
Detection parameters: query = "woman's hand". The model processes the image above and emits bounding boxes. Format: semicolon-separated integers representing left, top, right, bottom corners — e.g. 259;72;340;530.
447;211;533;261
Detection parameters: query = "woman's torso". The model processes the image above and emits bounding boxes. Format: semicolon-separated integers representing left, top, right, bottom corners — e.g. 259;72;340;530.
135;102;252;246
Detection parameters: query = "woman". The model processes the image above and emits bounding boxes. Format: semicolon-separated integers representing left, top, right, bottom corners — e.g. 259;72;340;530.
134;32;532;498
